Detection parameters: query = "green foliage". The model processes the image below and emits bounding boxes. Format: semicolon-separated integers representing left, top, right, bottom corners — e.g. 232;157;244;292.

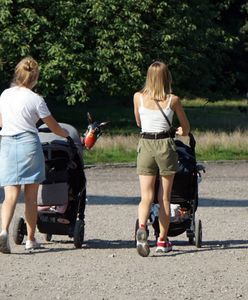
0;0;246;104
211;0;248;95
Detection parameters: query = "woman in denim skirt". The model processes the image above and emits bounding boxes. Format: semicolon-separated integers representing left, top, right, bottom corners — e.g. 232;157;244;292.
133;61;190;257
0;57;70;253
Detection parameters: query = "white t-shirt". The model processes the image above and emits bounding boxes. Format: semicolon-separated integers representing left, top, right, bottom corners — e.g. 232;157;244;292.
0;86;51;136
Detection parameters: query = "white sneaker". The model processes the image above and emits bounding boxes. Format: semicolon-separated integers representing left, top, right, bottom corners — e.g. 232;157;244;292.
0;233;11;254
136;227;150;257
25;239;41;250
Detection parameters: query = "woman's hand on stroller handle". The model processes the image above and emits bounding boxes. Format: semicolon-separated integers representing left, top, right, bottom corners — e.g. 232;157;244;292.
66;136;77;150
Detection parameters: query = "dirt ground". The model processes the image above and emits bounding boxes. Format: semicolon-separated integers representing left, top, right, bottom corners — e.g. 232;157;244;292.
0;161;247;300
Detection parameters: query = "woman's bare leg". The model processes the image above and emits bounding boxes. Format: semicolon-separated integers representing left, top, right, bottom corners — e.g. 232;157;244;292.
158;174;175;240
1;185;21;233
136;175;156;256
138;175;156;226
24;184;39;241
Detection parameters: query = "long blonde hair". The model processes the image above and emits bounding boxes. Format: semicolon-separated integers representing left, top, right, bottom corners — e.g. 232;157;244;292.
12;57;39;89
142;61;172;101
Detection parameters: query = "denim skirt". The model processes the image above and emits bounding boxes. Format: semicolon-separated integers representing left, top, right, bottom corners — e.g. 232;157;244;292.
0;132;45;186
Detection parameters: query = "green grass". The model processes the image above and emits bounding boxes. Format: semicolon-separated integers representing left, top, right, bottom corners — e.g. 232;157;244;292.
83;142;248;165
84;148;137;164
181;98;248;132
84;149;248;165
196;148;248;161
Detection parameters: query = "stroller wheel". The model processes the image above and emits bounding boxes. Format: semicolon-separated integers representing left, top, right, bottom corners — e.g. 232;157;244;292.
44;234;52;242
186;229;195;245
13;217;26;245
195;219;202;248
188;237;194;245
73;219;85;248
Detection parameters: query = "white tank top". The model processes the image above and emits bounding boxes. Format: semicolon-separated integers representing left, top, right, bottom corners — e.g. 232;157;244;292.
138;94;174;133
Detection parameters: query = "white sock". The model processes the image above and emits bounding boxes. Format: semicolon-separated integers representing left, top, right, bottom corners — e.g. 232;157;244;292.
0;230;8;236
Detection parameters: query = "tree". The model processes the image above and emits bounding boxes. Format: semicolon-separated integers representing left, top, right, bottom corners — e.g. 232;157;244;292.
0;0;93;104
0;0;246;104
211;0;248;95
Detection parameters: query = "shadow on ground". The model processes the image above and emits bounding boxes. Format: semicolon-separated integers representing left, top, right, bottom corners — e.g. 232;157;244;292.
0;188;248;207
49;237;248;256
8;237;248;256
87;196;248;207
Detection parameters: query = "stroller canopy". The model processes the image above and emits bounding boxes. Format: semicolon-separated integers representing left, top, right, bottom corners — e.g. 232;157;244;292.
38;123;83;152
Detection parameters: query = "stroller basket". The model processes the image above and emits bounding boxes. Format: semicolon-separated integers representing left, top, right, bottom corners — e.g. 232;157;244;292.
37;182;68;206
37;142;74;207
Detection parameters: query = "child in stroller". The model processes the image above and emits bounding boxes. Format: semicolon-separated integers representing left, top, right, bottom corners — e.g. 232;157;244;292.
12;114;107;249
135;133;205;249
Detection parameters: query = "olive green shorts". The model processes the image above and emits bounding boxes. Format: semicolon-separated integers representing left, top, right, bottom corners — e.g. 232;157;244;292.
136;138;178;176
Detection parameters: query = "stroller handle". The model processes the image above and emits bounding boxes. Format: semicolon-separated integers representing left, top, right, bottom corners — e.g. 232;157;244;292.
188;132;196;149
38;127;52;133
188;132;196;152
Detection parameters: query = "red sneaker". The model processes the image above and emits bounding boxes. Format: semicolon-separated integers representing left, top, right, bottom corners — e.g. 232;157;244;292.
156;239;172;253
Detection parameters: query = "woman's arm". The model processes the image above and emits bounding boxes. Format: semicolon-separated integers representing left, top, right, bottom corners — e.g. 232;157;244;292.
133;92;141;128
42;115;69;138
172;96;190;136
0;113;2;128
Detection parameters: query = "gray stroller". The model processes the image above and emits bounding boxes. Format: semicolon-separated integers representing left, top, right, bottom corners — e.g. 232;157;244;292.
13;123;86;248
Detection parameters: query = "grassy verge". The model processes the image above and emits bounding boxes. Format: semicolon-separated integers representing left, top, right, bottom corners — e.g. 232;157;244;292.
46;97;248;163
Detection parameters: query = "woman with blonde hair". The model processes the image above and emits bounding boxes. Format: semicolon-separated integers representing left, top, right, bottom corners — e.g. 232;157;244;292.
133;61;190;257
0;57;71;253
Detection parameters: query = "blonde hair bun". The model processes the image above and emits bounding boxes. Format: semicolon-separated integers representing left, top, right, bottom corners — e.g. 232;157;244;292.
23;59;35;72
12;57;39;89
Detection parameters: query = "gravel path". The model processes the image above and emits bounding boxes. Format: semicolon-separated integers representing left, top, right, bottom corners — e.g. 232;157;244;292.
0;161;247;300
